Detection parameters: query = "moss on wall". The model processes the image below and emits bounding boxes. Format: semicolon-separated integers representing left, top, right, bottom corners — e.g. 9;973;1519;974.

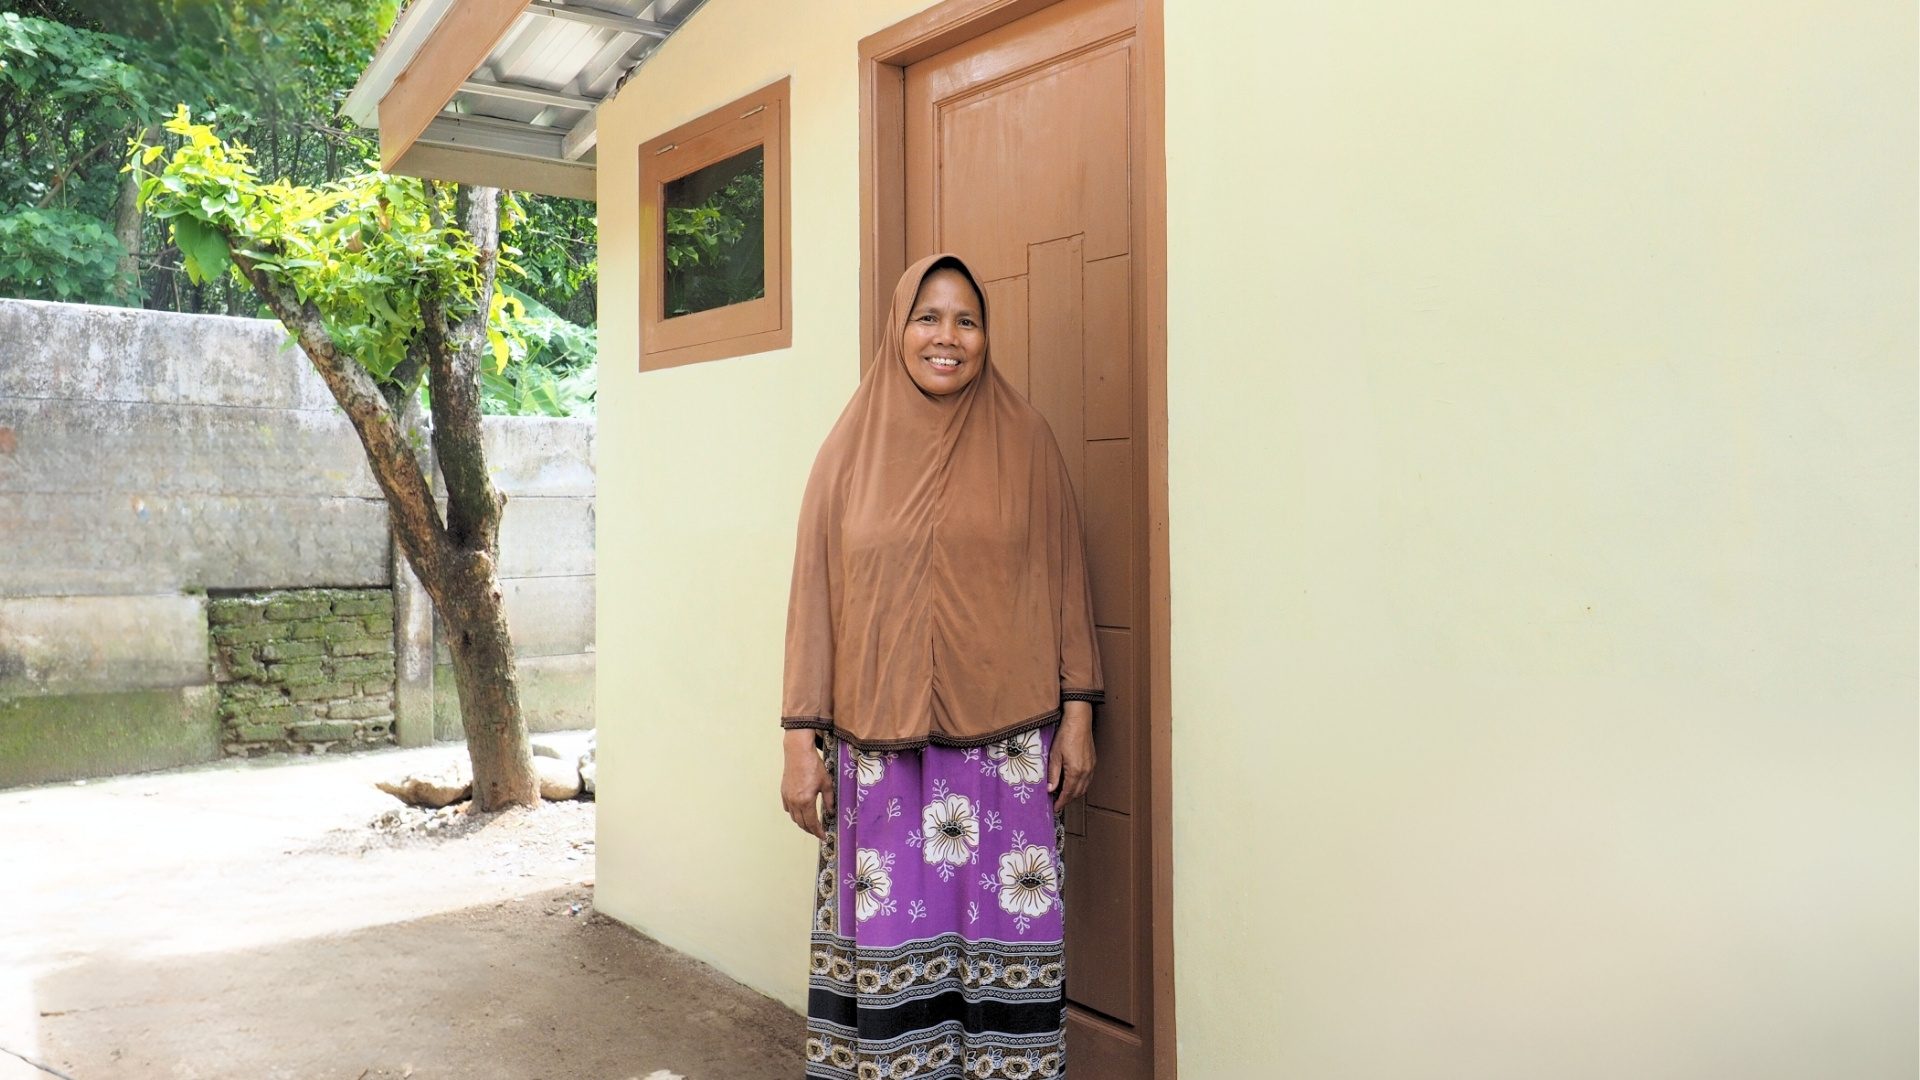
0;686;218;787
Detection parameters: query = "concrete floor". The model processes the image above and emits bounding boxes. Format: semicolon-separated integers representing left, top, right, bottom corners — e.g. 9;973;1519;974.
1;738;803;1080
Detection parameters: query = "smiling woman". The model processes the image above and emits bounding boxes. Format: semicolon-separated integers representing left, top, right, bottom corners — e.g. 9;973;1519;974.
779;253;1103;1079
901;264;988;397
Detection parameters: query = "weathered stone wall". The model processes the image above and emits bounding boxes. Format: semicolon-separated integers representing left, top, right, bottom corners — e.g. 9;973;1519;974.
0;298;597;788
210;589;397;754
0;302;388;598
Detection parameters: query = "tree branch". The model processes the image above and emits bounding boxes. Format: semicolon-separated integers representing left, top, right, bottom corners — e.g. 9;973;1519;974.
229;247;450;583
427;185;505;557
381;335;430;414
36;134;119;208
113;122;160;304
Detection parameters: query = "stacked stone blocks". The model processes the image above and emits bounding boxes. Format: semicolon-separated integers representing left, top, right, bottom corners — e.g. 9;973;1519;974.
209;589;398;754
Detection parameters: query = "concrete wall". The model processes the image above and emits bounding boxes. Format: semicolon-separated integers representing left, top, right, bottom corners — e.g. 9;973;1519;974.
0;299;598;787
0;301;392;595
590;0;1917;1074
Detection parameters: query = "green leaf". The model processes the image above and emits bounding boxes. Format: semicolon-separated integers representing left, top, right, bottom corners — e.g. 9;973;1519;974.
366;288;403;325
488;330;510;374
171;215;231;286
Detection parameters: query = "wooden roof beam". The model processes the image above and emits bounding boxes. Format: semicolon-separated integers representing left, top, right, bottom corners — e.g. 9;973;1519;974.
377;0;530;171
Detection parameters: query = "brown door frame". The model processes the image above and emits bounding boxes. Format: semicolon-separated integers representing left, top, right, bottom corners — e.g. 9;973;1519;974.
857;2;1175;1075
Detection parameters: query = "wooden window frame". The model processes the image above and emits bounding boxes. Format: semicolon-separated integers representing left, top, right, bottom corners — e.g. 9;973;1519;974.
637;77;791;371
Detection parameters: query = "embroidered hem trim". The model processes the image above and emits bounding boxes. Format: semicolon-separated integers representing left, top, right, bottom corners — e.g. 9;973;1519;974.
785;709;1065;753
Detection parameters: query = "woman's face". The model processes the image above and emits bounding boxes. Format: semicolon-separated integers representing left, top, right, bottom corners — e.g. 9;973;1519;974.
901;267;987;396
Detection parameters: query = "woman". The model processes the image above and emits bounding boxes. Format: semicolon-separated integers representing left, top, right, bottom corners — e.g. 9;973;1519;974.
780;253;1101;1080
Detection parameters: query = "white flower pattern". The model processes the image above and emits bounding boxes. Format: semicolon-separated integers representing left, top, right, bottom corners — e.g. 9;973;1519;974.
854;749;887;788
988;730;1045;788
851;847;894;922
996;844;1059;919
920;793;981;867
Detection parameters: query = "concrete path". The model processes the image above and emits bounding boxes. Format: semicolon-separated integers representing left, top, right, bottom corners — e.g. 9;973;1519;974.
1;738;802;1080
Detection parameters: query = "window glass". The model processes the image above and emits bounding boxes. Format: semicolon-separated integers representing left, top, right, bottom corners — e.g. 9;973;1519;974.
663;145;765;318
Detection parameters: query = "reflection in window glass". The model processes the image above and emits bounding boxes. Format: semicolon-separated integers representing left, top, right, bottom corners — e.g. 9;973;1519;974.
663;145;765;318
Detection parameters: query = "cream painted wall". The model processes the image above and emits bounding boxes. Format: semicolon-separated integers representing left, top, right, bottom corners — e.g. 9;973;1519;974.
1165;2;1917;1078
594;0;1917;1069
592;0;967;1012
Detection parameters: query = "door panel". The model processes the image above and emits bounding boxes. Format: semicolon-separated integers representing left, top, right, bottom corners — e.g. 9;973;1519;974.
1085;439;1133;627
913;41;1134;277
1086;626;1133;815
1027;236;1086;484
1084;255;1133;440
905;1;1154;1074
1065;806;1139;1024
980;276;1031;394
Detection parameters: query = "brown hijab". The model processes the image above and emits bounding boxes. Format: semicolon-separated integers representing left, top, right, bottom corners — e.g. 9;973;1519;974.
781;253;1103;750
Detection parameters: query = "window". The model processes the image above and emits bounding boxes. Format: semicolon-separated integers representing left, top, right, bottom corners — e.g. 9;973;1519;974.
638;78;790;370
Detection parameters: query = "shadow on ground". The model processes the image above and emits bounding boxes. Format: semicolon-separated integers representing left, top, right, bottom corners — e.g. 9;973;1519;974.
31;883;802;1080
2;740;800;1080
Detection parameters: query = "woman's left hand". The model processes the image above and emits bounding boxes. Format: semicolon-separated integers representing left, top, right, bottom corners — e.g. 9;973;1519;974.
1049;701;1096;813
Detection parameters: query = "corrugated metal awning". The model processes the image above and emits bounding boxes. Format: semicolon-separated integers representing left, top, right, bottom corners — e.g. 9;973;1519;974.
344;0;705;201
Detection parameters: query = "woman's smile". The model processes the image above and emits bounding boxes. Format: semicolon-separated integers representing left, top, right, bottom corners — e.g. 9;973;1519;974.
901;267;987;395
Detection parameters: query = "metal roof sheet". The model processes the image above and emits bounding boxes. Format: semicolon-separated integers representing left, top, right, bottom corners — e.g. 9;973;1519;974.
344;0;706;198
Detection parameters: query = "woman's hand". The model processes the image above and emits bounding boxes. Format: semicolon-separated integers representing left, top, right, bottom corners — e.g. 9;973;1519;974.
781;728;835;841
1049;701;1096;813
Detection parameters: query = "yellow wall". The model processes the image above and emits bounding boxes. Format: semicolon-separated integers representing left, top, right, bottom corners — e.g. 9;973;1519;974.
595;0;1918;1070
1164;2;1917;1077
593;0;957;1012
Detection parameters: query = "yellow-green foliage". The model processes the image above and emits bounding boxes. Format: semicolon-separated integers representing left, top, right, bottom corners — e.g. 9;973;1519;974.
132;107;522;384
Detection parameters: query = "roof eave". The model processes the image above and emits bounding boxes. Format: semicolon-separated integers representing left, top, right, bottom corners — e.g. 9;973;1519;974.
342;0;460;129
342;0;707;203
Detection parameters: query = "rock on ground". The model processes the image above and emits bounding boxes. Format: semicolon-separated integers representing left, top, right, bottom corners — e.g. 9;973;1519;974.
535;755;582;800
375;766;472;808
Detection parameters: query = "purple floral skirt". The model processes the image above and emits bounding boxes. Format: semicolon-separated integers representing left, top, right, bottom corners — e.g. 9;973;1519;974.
805;726;1066;1080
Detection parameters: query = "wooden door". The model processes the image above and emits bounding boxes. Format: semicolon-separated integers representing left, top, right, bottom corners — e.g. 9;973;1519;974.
905;1;1157;1073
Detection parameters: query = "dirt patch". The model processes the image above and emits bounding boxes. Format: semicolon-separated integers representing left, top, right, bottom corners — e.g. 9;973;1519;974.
306;799;598;860
1;740;802;1080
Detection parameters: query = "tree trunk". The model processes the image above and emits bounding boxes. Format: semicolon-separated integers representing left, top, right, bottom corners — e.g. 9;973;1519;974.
437;552;536;808
114;123;159;305
422;185;537;808
226;184;539;811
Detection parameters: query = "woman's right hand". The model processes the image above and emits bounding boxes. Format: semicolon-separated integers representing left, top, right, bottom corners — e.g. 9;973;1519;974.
781;729;835;841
